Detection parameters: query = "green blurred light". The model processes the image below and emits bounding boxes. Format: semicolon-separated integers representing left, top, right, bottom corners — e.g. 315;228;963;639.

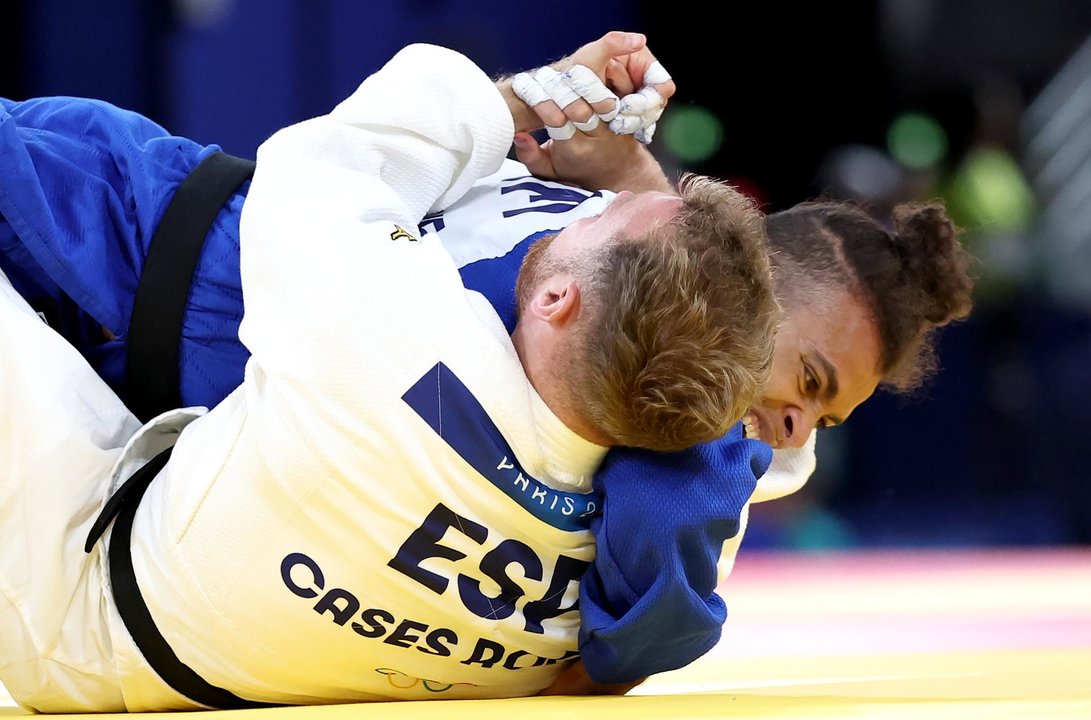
887;112;948;169
947;147;1035;231
662;105;724;164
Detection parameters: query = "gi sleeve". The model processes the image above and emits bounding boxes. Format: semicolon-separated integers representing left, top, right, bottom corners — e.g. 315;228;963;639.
751;430;818;503
718;432;817;584
577;424;772;684
236;43;514;393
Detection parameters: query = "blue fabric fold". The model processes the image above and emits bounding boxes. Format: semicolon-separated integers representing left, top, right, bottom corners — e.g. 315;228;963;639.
0;95;244;405
578;423;771;684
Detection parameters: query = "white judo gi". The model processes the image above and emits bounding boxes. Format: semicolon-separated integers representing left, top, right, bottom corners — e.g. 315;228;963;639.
1;43;609;712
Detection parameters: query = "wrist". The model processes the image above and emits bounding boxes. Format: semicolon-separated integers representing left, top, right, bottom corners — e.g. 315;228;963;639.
496;76;542;134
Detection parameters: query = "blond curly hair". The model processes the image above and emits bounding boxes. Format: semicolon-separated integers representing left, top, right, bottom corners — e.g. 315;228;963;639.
518;175;779;452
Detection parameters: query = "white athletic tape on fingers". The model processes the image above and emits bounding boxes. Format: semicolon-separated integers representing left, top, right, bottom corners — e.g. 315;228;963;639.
641;105;664;126
608;114;644;135
562;66;620;124
610;105;661;135
533;66;581;109
635;123;656;145
618;86;664;115
512;72;550;107
563;65;618;104
573;114;600;132
546;122;577;141
617;96;642;115
643;60;672;86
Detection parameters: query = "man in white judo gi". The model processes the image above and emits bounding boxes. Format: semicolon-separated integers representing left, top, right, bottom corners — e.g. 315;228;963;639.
0;33;778;712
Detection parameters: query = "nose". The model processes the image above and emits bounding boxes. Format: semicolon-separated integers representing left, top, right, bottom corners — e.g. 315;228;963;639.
779;406;817;449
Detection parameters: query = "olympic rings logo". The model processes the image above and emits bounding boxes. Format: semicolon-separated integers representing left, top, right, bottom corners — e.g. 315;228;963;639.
375;668;477;693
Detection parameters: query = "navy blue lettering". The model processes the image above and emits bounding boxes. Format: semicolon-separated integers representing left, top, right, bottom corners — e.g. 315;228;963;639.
388;503;487;594
418;215;445;235
500;181;599;218
458;538;542;621
461;637;506;668
352;608;395;638
281;552;323;598
418;628;458;657
403;363;599;532
314;588;360;626
522;554;588;634
384;619;430;649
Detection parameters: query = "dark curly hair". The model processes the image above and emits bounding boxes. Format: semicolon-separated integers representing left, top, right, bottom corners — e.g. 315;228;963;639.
765;200;975;391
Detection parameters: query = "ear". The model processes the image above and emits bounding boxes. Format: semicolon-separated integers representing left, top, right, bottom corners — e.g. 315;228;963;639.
528;276;582;327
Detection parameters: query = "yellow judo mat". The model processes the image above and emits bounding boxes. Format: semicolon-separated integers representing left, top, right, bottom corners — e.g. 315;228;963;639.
5;548;1089;719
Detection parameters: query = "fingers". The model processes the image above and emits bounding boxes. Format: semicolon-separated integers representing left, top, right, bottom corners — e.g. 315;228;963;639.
618;84;664;115
598;44;674;147
562;65;619;121
572;115;600;133
533;67;582;111
573;39;675;145
533;66;595;137
512;72;551;108
566;31;647;74
513;54;671;145
512;71;574;139
635;123;657;144
512;132;555;178
642;60;671;86
643;60;677;106
513;67;612;142
513;64;621;134
608;85;664;142
605;58;635;97
608;62;672;144
545;124;576;141
598;30;648;60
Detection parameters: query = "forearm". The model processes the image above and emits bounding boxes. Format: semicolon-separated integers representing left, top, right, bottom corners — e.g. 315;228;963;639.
602;142;673;194
527;132;674;195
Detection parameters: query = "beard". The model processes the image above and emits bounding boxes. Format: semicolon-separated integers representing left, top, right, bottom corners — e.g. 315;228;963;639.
513;232;558;319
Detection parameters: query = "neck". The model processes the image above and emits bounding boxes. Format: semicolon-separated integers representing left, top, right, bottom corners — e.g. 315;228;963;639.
512;320;614;447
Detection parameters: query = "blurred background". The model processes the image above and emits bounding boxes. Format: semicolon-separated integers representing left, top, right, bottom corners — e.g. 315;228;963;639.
3;0;1090;550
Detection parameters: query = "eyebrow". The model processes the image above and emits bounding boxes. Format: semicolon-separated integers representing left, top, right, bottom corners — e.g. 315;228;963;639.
812;351;845;426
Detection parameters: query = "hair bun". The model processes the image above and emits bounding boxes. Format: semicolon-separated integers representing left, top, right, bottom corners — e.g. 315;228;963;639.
892;202;975;327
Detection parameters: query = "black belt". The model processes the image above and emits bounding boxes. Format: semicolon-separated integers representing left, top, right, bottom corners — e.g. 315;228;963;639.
85;447;271;709
126;151;255;422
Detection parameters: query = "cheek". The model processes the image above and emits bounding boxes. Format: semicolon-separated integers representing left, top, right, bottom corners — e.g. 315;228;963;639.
768;342;797;387
756;350;795;405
